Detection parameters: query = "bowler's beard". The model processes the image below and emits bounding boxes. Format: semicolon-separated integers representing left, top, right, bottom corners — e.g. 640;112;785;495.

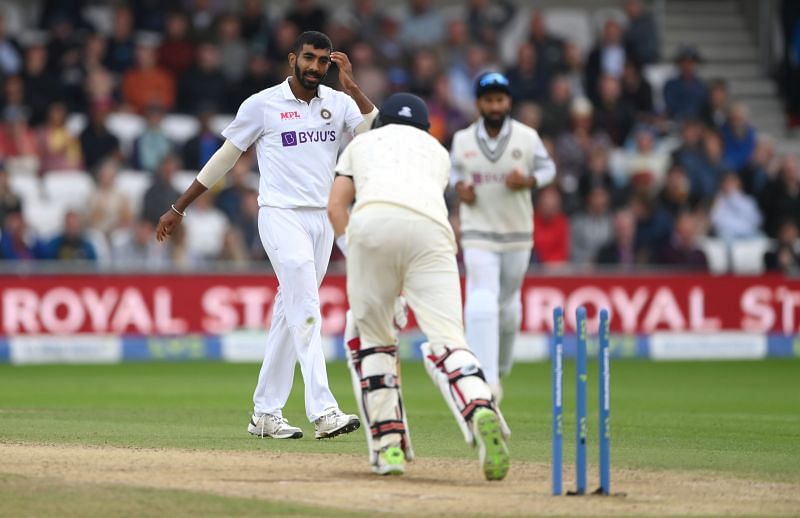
294;63;324;90
483;113;508;129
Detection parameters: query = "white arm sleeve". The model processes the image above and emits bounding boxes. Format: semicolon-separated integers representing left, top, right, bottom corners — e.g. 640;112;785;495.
530;132;556;188
354;106;379;135
195;140;244;188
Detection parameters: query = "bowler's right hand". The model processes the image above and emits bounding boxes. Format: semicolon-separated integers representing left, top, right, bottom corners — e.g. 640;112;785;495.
156;210;182;242
455;181;476;204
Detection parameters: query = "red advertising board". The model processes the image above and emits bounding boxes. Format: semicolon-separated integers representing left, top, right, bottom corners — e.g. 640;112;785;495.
1;274;799;336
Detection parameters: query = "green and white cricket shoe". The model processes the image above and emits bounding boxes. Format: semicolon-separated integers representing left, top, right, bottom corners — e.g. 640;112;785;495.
472;408;510;481
372;446;406;476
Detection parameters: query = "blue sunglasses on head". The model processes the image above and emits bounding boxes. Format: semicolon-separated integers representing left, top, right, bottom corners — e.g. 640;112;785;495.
479;72;509;87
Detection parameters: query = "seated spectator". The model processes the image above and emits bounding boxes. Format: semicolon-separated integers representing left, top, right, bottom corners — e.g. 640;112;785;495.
182;105;223;170
663;46;707;120
240;0;272;46
238;187;266;261
740;135;778;197
142;154;181;225
585;19;626;105
104;5;136;74
84;67;116;109
654;211;708;270
0;165;22;228
183;192;228;260
539;75;573;139
132;104;173;173
158;11;195;77
570;186;614;264
764;220;800;273
428;74;469;146
622;126;669;191
468;0;515;49
42;211;97;261
514;101;542;132
0;106;40;175
592;75;636;146
110;218;168;269
215;156;256;224
759;154;800;238
721;102;757;173
506;42;547;103
399;0;445;50
0;211;41;260
227;53;281;112
701;78;729;129
623;0;659;65
578;144;629;210
216;227;250;263
710;171;763;240
216;13;248;83
0;12;21;76
533;186;570;265
527;10;564;79
562;41;586;99
177;43;227;114
286;0;328;33
348;41;388;109
122;37;176;113
80;103;121;173
632;192;673;263
408;48;439;99
447;43;489;117
596;208;638;267
621;60;654;118
38;101;84;173
22;43;57;126
87;159;132;235
658;164;698;217
555;97;612;187
674;123;727;204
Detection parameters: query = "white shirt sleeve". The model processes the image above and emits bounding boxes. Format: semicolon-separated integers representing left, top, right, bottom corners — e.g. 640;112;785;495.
343;96;365;135
221;95;264;152
335;139;355;177
529;131;556;187
448;140;466;188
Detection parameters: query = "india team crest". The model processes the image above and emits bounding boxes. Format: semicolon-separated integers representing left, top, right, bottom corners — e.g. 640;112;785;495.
321;108;332;120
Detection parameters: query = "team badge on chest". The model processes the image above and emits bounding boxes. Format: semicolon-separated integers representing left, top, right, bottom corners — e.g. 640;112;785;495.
321;108;332;120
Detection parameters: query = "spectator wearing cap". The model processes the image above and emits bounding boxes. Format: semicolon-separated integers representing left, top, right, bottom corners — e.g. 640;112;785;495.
721;102;757;173
182;104;223;170
399;0;446;50
122;36;176;113
132;104;173;173
176;43;227;114
663;46;708;120
38;101;83;173
42;210;97;261
158;11;196;77
623;0;659;65
585;19;626;105
80;103;121;174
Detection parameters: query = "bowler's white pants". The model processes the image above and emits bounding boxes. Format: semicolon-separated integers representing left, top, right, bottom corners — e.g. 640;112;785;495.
253;206;338;422
463;247;531;385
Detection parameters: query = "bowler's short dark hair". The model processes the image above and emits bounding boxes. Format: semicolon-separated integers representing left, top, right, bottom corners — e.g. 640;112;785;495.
291;31;333;55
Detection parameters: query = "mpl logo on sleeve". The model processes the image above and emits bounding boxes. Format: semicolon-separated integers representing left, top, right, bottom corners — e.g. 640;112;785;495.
281;130;337;147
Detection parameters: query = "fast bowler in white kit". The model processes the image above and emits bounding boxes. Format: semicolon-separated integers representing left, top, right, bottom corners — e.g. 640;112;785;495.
451;72;556;401
156;31;379;439
328;93;511;479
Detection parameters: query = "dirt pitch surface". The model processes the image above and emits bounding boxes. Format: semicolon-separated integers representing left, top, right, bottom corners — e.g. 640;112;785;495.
2;442;799;516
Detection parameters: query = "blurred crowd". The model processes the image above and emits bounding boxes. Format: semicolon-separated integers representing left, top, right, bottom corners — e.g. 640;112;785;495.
0;0;798;274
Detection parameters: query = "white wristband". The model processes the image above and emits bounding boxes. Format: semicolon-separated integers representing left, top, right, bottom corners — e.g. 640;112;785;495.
335;234;348;257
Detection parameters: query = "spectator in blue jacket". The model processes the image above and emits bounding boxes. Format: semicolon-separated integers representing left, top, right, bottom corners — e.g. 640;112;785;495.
43;211;96;261
721;102;757;172
663;46;707;120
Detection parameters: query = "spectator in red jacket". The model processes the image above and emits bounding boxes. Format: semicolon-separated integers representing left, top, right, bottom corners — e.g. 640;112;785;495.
533;186;570;265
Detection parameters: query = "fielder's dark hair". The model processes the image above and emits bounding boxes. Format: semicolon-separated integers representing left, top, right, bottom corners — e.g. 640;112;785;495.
291;31;333;55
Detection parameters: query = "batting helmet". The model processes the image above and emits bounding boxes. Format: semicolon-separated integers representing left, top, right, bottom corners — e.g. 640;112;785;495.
376;92;431;131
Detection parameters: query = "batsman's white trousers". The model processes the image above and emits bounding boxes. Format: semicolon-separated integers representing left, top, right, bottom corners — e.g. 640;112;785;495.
347;203;466;348
253;206;338;422
463;247;531;385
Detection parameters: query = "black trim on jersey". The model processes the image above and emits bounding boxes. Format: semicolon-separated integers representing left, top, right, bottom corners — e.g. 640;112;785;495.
474;121;512;163
461;230;531;243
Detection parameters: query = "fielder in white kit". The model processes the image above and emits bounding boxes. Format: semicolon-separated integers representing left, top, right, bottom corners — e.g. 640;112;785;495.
156;31;379;439
328;93;510;479
451;72;556;402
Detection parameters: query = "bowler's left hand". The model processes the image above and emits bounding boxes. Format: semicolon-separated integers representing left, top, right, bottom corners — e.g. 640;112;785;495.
505;169;535;190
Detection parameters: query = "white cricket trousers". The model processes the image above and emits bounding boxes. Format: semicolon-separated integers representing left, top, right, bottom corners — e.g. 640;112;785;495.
347;204;466;349
463;247;531;385
253;206;338;422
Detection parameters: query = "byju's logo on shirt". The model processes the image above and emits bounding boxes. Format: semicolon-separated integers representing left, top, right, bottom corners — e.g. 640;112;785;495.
281;130;337;147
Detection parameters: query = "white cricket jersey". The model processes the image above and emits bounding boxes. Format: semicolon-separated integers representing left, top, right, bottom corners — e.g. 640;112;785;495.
222;77;364;209
450;118;556;252
335;124;455;246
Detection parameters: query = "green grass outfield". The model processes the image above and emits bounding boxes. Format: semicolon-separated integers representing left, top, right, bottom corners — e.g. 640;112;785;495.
1;360;799;514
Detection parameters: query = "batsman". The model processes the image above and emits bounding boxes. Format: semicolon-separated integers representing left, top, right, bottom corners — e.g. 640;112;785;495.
328;92;510;479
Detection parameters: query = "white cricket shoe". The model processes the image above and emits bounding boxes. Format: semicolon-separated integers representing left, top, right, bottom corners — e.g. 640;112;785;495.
248;413;303;439
314;408;360;439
